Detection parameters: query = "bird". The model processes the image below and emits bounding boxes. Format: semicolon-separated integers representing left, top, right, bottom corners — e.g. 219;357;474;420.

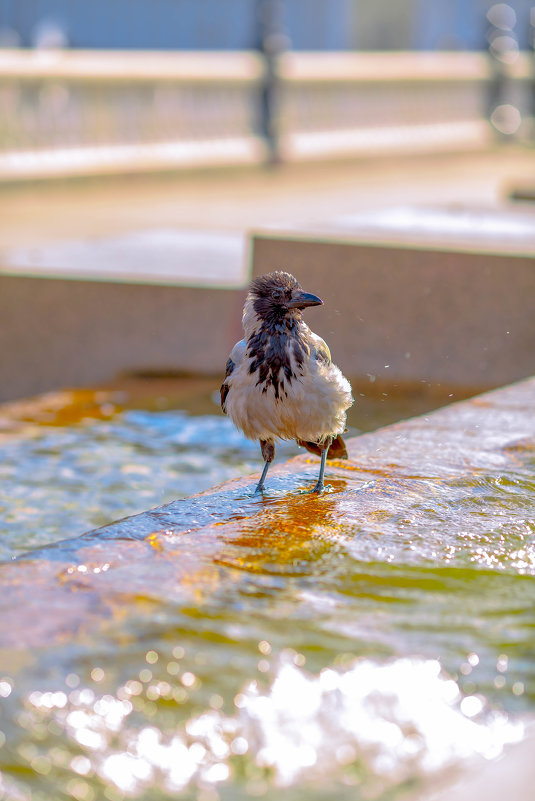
220;270;353;493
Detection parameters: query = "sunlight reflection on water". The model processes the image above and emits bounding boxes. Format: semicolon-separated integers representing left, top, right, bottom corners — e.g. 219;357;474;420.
22;654;522;800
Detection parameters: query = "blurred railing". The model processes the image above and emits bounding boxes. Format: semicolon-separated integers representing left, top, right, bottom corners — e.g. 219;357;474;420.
0;49;533;180
278;51;532;158
0;50;266;178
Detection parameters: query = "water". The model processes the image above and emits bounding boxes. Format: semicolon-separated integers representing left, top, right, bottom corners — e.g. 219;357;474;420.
0;381;433;559
0;409;302;559
0;388;534;801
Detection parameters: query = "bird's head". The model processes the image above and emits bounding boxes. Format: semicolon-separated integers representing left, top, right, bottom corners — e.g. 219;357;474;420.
245;271;323;327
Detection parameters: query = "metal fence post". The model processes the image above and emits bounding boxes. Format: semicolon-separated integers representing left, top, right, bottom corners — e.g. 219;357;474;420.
255;0;288;165
530;7;535;133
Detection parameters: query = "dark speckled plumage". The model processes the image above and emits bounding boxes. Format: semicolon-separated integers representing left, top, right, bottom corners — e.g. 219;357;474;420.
247;318;309;400
245;272;311;401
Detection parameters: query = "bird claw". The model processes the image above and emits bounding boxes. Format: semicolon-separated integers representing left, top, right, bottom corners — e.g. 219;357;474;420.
310;482;333;495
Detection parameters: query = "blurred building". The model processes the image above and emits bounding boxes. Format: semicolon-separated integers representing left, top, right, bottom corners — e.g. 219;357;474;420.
0;0;534;51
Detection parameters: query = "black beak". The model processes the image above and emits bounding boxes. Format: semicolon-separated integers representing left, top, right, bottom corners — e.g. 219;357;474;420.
287;290;323;310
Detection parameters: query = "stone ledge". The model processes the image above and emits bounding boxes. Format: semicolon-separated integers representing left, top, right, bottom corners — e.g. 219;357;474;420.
0;375;533;651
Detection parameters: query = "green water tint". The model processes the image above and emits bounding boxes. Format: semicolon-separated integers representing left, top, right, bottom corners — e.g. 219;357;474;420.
0;400;534;800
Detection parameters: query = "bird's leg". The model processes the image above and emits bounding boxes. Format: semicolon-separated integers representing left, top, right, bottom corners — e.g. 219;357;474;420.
311;436;332;494
255;460;270;493
256;439;275;493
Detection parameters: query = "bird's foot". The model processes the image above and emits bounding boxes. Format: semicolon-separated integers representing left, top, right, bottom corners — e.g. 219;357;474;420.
254;482;265;494
310;482;333;495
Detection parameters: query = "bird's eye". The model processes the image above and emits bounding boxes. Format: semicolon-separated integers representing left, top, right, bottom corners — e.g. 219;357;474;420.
271;289;282;301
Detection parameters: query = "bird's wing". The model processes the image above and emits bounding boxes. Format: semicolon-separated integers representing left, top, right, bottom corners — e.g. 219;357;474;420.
220;360;233;412
220;339;246;413
309;331;331;364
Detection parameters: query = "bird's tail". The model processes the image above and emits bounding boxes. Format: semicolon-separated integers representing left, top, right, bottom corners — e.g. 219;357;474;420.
297;434;348;460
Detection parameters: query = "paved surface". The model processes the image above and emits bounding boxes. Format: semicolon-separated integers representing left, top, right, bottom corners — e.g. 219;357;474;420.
1;148;535;256
322;204;535;253
2;228;246;286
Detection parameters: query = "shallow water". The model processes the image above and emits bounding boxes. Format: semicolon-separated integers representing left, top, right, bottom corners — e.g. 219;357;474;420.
0;396;534;801
0;410;304;559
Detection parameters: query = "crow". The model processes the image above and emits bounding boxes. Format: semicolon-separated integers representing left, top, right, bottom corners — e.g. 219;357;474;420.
221;270;353;493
